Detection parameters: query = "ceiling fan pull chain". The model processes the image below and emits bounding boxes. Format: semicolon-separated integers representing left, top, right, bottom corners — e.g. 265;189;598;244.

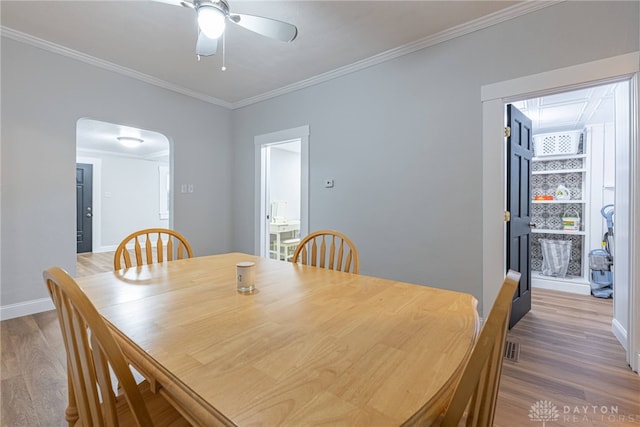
221;30;227;71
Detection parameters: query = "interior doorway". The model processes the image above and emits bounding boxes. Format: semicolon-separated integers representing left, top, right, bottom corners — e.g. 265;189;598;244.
512;81;621;290
481;52;639;372
76;118;171;253
263;141;302;260
506;82;625;332
254;125;309;258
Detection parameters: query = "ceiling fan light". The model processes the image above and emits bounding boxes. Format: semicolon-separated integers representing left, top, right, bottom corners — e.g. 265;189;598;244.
117;136;144;148
198;5;226;39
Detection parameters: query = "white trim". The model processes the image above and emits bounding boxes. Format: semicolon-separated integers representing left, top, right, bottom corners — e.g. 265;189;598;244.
630;73;640;373
254;125;310;146
234;2;558;109
77;147;170;161
531;280;591;296
482;52;640;373
254;126;310;256
96;244;119;253
0;27;233;109
481;52;639;102
482;98;506;318
1;1;556;110
612;318;629;352
1;298;54;321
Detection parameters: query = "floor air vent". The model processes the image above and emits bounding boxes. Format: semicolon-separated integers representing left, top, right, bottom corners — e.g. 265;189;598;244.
504;340;521;362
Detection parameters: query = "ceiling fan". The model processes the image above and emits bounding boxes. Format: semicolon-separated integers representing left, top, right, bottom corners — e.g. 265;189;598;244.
157;0;298;59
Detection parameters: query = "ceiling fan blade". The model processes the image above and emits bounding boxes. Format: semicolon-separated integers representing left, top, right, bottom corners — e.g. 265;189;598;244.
196;31;218;56
151;0;187;7
230;13;297;42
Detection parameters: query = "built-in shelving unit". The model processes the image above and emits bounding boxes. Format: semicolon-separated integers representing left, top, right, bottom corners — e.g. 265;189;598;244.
532;200;585;204
532;229;586;235
532;154;587;162
533;168;587;175
531;131;591;294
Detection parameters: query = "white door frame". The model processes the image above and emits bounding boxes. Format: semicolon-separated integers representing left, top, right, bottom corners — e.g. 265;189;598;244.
254;125;310;256
481;52;640;372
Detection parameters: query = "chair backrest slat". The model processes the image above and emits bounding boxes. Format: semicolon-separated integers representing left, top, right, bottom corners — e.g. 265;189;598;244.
157;233;165;263
91;333;119;426
345;251;352;272
335;239;344;271
311;239;318;267
328;237;336;270
168;238;174;261
114;228;194;270
292;230;359;274
43;267;155;426
320;237;327;268
300;246;308;264
134;237;143;266
144;234;153;265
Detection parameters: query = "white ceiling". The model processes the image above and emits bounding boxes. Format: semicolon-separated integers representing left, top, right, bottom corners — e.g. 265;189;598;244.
1;0;527;107
2;1;617;153
76;118;170;159
513;82;618;135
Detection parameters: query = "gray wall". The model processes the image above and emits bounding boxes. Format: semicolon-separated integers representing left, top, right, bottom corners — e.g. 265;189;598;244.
231;1;639;309
1;1;638;315
1;38;233;307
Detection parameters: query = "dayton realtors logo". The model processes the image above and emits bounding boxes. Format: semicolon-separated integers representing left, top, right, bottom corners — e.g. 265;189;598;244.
529;400;560;426
529;400;639;424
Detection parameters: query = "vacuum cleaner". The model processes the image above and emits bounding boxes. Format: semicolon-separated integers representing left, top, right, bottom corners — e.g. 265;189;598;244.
589;204;614;298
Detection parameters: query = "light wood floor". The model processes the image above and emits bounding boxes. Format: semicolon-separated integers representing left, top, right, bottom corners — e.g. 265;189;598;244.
495;290;640;426
1;252;638;426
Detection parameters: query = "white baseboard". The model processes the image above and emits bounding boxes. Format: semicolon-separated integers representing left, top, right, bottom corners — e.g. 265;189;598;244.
1;298;54;321
611;318;628;351
94;245;118;253
532;275;591;295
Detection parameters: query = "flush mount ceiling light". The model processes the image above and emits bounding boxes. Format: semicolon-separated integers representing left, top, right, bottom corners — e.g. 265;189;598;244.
117;136;144;148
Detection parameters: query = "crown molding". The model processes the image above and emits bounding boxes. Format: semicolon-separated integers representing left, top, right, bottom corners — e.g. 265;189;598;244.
77;147;169;161
1;1;560;111
0;26;233;109
231;1;561;109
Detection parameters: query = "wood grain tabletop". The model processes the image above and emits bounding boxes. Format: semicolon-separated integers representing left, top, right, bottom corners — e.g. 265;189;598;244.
76;253;479;426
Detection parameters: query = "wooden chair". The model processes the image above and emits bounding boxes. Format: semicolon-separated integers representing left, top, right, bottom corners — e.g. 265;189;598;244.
291;230;359;273
402;270;521;427
114;228;193;270
43;267;190;426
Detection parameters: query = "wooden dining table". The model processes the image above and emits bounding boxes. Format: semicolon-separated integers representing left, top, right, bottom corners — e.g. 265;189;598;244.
74;253;479;426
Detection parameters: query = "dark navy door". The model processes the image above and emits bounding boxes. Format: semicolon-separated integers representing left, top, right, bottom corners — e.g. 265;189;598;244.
506;104;533;328
76;163;93;253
